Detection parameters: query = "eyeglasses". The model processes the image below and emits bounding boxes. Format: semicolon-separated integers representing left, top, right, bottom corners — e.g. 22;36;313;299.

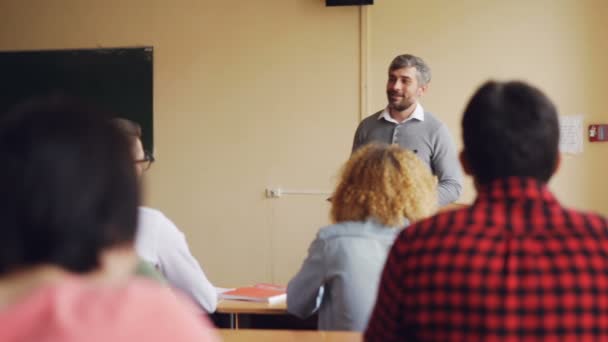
135;150;155;171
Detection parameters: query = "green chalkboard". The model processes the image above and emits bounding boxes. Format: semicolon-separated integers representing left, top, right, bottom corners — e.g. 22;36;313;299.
0;47;154;151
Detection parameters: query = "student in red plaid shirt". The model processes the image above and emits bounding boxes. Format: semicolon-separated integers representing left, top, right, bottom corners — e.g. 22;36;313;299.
365;80;608;341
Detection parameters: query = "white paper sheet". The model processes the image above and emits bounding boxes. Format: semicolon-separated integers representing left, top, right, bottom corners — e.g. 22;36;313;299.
559;114;583;154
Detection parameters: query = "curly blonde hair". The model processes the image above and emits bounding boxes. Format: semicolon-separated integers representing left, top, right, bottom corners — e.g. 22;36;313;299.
331;143;437;227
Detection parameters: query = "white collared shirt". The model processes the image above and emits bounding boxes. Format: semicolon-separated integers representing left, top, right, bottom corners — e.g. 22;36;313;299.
378;103;425;124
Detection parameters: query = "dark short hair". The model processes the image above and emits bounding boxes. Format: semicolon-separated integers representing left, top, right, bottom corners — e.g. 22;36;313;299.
462;80;560;184
0;97;140;276
389;54;431;86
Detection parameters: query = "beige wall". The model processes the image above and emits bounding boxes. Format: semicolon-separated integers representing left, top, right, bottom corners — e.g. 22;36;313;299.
1;0;606;286
367;0;608;210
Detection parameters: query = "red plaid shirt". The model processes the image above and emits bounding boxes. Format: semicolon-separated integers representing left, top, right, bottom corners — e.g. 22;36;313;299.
365;177;608;341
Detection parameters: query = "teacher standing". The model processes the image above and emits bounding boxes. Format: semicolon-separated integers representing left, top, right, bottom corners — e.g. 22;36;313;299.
352;54;462;205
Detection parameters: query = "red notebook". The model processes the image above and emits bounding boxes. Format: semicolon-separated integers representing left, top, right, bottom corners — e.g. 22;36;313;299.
219;283;286;304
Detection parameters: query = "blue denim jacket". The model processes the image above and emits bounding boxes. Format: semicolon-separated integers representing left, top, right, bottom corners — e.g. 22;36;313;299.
287;219;405;331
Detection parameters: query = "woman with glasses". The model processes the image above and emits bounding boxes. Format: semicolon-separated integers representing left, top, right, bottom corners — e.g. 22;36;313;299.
111;118;217;314
135;149;155;172
0;98;218;341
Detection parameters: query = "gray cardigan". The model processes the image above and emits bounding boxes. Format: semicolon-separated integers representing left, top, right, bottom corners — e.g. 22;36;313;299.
287;220;402;331
352;109;462;206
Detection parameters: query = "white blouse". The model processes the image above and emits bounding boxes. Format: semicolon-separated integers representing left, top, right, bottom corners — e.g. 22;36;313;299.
135;207;217;313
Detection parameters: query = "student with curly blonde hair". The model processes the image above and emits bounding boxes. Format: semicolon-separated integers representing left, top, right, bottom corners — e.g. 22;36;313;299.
287;143;437;331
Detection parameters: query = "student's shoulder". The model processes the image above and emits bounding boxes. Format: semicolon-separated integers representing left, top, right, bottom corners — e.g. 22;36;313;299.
317;220;393;240
36;279;218;341
110;280;218;341
561;206;608;233
138;206;184;239
317;221;360;240
56;278;173;308
399;207;470;242
139;206;179;229
139;206;168;220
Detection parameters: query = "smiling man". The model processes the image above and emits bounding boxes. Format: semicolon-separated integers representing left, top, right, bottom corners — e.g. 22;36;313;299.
352;54;462;205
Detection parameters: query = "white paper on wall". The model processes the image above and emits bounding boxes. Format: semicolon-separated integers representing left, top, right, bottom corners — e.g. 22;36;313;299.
559;114;584;154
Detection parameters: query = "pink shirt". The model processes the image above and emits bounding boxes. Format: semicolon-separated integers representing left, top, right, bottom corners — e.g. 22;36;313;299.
0;278;219;342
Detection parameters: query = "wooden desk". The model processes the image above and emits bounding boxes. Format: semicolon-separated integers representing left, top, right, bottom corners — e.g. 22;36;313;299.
219;329;362;342
216;298;288;328
216;298;287;315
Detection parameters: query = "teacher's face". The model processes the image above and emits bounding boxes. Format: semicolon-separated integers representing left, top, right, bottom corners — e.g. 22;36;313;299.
386;67;424;112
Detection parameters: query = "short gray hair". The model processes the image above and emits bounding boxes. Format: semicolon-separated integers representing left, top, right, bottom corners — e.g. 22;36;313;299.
389;54;431;86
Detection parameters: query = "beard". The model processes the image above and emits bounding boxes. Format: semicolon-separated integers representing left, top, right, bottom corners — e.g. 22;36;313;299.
387;91;414;112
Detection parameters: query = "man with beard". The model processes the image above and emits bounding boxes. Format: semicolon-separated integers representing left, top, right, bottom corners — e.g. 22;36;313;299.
352;54;461;206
